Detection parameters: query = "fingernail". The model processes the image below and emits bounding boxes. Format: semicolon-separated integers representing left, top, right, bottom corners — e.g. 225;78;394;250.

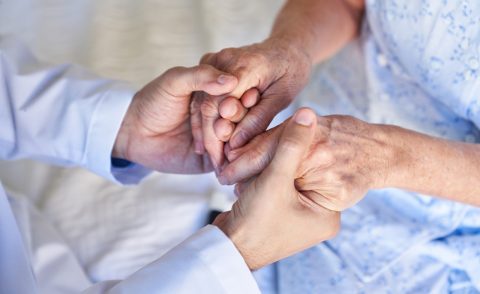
224;104;237;118
194;142;204;154
217;74;233;85
293;110;314;126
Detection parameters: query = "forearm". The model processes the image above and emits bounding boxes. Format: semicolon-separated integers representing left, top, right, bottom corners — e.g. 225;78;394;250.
268;0;365;64
383;125;480;206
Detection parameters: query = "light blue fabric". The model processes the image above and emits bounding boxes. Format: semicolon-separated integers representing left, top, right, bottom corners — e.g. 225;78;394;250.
275;0;480;292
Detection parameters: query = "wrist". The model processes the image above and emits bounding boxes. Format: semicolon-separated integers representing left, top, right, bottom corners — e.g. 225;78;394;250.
214;215;263;270
371;124;416;190
263;35;314;67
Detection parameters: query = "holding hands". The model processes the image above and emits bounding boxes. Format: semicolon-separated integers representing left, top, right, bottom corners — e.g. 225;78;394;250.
111;62;341;270
219;114;395;212
214;109;339;269
111;32;376;271
189;38;382;213
190;37;312;171
112;0;480;275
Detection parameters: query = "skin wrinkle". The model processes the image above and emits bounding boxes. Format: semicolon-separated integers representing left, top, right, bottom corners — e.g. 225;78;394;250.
222;113;401;211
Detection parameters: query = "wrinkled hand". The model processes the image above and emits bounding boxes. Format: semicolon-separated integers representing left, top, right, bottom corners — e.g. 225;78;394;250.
112;65;238;174
214;109;340;270
219;113;395;211
191;37;312;170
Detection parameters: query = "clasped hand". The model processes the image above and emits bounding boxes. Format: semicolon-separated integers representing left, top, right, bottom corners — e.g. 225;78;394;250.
191;36;398;213
173;37;389;268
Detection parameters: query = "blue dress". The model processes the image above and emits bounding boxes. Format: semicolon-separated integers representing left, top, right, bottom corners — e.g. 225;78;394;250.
276;0;480;292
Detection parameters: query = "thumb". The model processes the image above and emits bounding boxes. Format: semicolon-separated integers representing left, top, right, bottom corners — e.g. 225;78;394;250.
264;108;316;180
161;65;238;97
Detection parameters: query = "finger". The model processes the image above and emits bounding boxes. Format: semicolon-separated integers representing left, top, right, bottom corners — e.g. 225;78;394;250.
264;108;317;180
224;142;232;160
201;96;226;172
225;124;283;162
162;64;238;97
226;144;246;163
240;88;260;108
229;96;287;149
228;65;271;99
214;118;235;142
218;126;283;185
219;97;248;123
191;93;205;154
219;147;267;185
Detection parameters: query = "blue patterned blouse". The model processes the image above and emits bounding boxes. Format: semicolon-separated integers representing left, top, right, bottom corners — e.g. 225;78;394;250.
270;1;480;293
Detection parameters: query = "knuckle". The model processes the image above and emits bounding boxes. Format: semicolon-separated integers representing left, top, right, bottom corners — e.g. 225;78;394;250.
200;52;214;64
233;66;249;80
165;66;185;76
200;98;219;117
329;115;342;129
218;48;235;62
196;63;213;73
191;65;209;89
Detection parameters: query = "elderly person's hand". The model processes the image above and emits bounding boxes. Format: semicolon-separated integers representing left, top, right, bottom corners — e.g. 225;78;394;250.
219;113;394;211
190;38;312;171
220;110;480;210
214;108;340;270
190;0;365;172
112;65;238;174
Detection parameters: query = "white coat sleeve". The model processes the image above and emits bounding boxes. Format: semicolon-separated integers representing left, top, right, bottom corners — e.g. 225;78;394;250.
0;36;149;184
83;225;260;294
0;37;260;293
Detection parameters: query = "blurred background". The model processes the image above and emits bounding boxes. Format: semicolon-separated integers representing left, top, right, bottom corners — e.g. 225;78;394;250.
0;0;285;281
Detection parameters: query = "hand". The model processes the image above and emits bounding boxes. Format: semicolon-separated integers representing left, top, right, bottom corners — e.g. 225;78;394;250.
214;109;340;270
191;37;312;169
219;114;395;211
112;65;238;174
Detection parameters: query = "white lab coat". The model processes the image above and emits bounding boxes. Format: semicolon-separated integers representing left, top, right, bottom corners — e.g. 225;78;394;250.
0;37;260;294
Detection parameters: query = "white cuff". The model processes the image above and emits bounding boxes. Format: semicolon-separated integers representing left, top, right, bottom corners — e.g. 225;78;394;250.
101;225;260;294
184;225;260;294
83;82;150;184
